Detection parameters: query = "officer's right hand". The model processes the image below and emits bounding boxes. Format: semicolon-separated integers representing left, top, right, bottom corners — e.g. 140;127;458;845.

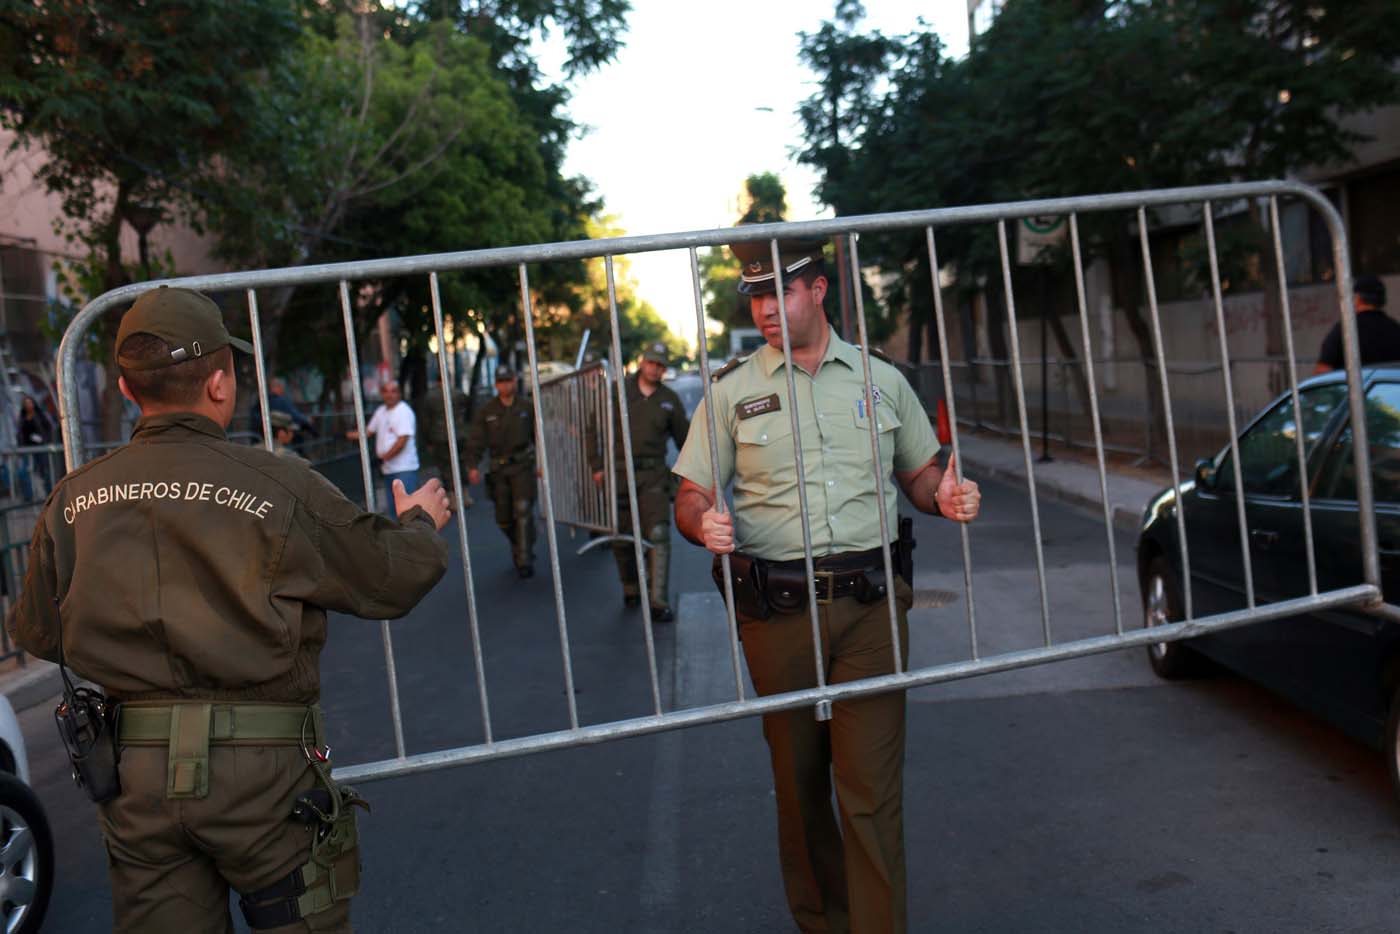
700;507;734;555
592;470;604;487
468;468;481;486
394;478;453;531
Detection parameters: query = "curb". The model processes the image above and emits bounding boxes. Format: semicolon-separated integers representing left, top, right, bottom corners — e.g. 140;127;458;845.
1;660;61;714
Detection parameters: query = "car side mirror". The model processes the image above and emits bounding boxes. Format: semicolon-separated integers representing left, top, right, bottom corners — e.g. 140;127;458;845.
1194;458;1216;489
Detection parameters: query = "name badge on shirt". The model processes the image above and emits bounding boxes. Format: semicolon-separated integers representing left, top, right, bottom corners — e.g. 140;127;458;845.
736;394;781;420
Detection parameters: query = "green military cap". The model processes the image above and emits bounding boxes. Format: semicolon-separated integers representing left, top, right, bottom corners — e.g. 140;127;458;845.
642;341;668;365
268;410;295;430
116;286;254;371
729;237;827;295
494;365;516;382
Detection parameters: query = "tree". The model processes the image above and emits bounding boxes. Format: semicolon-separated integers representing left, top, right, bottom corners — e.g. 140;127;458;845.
798;0;1400;442
0;0;303;435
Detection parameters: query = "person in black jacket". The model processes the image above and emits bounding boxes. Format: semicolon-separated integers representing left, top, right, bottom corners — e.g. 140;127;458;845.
1315;275;1400;373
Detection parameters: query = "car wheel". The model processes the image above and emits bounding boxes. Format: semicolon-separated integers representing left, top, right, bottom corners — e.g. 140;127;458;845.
0;772;52;934
1142;555;1204;679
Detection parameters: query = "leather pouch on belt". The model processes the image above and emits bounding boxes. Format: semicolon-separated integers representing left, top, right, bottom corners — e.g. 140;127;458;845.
712;554;772;620
167;703;212;799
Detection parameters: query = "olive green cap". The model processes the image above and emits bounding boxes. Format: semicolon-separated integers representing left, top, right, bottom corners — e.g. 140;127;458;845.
115;287;254;371
641;341;668;365
729;237;827;295
494;365;516;382
269;410;295;430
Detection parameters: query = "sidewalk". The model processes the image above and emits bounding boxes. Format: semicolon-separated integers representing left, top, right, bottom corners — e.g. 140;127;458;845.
952;429;1168;534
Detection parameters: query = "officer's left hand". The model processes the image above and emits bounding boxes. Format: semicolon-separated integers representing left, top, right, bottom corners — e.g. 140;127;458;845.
394;478;453;530
936;453;981;523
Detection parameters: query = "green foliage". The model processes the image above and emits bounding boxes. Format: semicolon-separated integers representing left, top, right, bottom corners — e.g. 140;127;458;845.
0;0;303;287
798;0;1400;312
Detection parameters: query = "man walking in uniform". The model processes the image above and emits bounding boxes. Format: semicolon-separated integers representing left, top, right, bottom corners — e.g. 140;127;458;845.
464;366;538;578
591;341;690;621
7;286;452;933
674;239;981;934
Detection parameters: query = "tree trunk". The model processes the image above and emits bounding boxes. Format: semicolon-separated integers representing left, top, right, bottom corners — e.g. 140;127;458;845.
1106;234;1169;467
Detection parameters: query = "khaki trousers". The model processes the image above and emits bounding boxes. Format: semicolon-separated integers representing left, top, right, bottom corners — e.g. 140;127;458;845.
739;578;912;934
98;744;353;934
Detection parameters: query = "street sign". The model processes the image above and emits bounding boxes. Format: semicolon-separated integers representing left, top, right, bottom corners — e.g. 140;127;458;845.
1017;214;1067;265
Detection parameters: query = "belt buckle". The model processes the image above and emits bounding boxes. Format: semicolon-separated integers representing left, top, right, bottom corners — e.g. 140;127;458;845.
814;570;835;606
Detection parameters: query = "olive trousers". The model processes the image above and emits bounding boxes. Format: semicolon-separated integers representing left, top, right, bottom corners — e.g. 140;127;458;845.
610;468;673;607
98;744;352;934
738;578;912;934
488;467;536;569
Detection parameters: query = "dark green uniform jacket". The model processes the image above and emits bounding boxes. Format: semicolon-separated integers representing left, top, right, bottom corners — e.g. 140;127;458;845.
463;396;535;473
592;374;690;475
5;412;448;704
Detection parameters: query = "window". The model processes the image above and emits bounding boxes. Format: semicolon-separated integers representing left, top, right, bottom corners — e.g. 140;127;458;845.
1315;382;1400;505
1217;384;1348;496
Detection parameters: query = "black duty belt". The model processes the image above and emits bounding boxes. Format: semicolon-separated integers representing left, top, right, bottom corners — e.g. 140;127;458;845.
491;448;535;468
714;542;914;621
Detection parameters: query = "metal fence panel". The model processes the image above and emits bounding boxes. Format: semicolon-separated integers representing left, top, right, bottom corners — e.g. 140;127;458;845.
51;180;1393;785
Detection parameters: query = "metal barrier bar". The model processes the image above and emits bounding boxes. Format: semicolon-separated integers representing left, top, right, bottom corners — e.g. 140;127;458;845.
770;238;831;720
1137;208;1193;620
687;247;745;701
846;233;903;674
538;363;613;535
333;581;1382;782
996;221;1052;645
517;263;580;730
246;289;273;452
1068;214;1125;634
604;255;663;716
338;280;408;759
925;227;979;657
1202;203;1255;609
428;272;493;743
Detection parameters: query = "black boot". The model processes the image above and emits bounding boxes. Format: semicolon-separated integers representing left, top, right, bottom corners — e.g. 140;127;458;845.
649;605;674;623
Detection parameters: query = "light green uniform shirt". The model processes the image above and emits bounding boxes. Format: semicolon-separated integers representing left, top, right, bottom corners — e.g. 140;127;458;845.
674;329;938;561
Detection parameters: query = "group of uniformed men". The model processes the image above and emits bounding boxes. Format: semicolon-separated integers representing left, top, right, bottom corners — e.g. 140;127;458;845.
7;236;980;934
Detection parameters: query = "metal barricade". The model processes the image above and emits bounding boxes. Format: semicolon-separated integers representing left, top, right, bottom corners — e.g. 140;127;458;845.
53;179;1393;784
537;361;616;536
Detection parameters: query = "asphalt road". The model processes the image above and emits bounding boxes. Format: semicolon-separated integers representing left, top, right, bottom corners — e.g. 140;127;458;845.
25;476;1400;932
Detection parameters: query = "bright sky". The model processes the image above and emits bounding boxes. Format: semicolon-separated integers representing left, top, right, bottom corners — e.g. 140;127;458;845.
538;2;970;350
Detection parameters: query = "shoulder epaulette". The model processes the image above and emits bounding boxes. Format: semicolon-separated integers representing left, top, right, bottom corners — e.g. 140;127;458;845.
711;354;751;383
855;345;895;365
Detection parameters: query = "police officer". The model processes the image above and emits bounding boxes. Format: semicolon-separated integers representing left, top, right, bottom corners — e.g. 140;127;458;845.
5;286;452;934
464;366;538;578
269;409;299;457
673;238;981;934
591;341;690;621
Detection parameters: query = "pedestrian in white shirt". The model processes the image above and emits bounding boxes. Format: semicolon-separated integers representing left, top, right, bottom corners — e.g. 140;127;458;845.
347;379;420;511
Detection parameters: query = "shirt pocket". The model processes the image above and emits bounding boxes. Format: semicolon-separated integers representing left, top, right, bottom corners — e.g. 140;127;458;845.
734;414;795;486
848;402;903;467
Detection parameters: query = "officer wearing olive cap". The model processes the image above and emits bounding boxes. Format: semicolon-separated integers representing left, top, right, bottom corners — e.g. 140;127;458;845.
590;341;690;621
674;239;981;934
269;409;300;457
464;364;538;578
1315;274;1400;373
6;286;453;934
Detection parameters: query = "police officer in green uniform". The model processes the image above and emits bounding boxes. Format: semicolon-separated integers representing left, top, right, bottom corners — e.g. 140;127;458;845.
591;342;690;621
674;239;981;934
270;409;299;457
464;366;537;578
6;287;452;934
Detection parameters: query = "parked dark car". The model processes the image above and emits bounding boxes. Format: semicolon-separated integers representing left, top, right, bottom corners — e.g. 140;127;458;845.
1137;366;1400;800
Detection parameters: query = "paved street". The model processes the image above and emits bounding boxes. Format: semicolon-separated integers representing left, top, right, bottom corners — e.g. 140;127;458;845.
24;474;1400;932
